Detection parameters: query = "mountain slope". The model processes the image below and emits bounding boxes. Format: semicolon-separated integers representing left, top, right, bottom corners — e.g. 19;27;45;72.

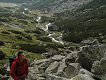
0;0;29;3
54;0;106;43
29;0;93;13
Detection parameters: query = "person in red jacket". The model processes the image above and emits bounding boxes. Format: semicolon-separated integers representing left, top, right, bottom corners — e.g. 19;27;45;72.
10;51;28;80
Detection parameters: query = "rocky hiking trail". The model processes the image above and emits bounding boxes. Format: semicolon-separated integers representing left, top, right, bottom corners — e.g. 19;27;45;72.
26;39;106;80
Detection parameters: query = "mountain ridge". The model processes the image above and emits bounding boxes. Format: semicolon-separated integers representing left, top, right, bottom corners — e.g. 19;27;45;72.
0;0;29;3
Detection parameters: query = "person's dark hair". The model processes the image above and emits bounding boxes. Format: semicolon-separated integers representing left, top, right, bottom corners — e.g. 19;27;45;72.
17;51;23;57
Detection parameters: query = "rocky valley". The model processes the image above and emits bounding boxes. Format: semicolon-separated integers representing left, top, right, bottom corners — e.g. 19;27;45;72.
0;0;106;80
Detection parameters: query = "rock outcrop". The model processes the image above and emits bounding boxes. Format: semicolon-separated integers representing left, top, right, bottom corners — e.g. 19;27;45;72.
27;39;106;80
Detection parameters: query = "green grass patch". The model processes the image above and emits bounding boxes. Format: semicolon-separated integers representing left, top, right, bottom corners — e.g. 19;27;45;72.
0;59;7;69
0;47;45;69
25;53;45;61
0;48;17;57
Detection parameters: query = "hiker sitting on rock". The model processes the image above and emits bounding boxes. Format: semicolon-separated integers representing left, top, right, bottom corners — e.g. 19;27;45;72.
10;51;28;80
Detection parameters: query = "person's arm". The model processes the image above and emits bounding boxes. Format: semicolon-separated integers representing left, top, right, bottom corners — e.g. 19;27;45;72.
22;59;29;78
10;61;20;80
25;60;29;76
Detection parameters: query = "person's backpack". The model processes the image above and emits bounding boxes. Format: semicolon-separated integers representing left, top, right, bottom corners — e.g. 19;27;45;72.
9;56;17;69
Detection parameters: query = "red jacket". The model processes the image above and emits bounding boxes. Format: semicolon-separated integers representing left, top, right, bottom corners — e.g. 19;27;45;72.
10;57;28;80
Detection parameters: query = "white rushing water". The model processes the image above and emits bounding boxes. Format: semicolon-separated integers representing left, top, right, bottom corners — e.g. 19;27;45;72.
52;37;64;45
47;33;64;45
36;17;64;45
24;8;28;10
36;17;41;23
22;12;25;15
44;23;52;31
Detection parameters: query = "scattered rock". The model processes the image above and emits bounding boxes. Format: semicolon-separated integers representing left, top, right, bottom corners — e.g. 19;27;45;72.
38;59;54;73
45;74;70;80
81;39;92;45
42;49;58;58
91;61;103;74
51;55;65;61
63;63;81;79
65;51;78;66
100;56;106;73
45;61;59;73
31;59;50;66
81;39;99;45
71;69;96;80
56;59;67;76
76;51;93;71
76;43;106;71
27;39;106;80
